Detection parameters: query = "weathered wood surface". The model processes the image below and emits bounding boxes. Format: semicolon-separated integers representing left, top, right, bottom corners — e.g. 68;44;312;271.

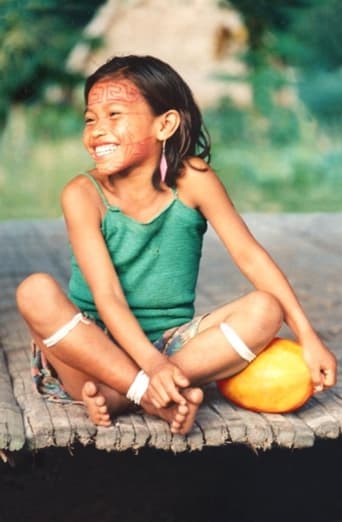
0;214;341;453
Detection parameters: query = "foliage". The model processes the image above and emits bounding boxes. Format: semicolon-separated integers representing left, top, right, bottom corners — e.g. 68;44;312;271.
225;0;342;128
289;0;342;126
225;0;311;52
1;1;341;218
0;0;103;129
204;100;342;213
1;104;341;221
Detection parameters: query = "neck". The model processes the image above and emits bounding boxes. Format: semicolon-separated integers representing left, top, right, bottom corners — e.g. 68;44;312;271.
97;168;167;208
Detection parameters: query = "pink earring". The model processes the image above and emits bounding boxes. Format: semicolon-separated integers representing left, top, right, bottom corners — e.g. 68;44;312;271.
160;141;168;182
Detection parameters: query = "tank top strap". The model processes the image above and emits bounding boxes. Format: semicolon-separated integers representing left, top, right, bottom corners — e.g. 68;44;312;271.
83;172;110;209
171;186;178;198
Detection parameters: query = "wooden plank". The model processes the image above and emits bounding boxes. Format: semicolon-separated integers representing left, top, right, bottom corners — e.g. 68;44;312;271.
0;346;25;451
170;433;189;453
284;413;315;448
187;402;226;450
95;420;126;451
261;413;296;449
0;305;26;451
205;385;247;445
314;390;342;433
64;402;97;447
231;408;274;450
296;396;340;440
142;414;173;451
1;217;342;453
128;412;153;451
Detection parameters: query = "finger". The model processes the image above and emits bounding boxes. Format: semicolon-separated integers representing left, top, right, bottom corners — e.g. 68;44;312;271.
145;388;164;409
322;368;336;388
166;384;187;406
311;368;324;393
148;382;169;408
152;373;187;406
154;384;171;406
173;369;190;388
152;398;162;409
152;375;186;406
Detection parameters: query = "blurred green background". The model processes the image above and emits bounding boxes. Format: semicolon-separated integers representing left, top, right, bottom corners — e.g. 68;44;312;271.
1;0;342;220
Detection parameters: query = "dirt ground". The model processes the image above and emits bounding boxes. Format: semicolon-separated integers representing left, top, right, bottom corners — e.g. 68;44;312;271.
1;440;342;522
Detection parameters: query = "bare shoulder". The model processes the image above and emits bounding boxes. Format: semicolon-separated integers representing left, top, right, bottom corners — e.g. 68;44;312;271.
62;174;92;203
61;174;102;223
177;157;228;209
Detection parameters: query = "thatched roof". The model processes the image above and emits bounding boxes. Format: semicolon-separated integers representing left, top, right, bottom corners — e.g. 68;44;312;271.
67;0;250;107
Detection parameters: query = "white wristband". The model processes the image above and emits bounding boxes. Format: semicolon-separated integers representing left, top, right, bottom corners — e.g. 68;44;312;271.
126;370;150;405
220;322;256;363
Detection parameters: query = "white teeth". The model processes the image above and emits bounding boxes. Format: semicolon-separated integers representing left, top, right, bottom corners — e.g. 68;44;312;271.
95;144;117;157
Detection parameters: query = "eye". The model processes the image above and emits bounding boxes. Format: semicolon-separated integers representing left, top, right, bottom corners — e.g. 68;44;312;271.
84;116;94;125
109;111;120;118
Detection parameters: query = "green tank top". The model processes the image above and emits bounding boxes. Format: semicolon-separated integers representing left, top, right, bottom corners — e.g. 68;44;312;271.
68;173;207;341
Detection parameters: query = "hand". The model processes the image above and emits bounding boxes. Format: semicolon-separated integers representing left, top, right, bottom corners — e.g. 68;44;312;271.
146;360;190;409
302;335;337;393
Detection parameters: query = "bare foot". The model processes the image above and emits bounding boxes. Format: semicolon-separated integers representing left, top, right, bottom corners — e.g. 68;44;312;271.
142;387;203;435
81;381;112;427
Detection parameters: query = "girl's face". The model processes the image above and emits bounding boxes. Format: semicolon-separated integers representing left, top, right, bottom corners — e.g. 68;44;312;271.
83;78;161;176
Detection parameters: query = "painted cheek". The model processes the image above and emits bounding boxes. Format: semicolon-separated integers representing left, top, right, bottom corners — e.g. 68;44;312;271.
94;136;154;175
82;128;92;154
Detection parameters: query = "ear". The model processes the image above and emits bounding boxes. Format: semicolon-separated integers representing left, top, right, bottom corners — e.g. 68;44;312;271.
156;110;181;141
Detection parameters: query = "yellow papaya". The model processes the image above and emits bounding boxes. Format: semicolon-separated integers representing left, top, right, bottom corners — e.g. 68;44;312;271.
217;337;313;413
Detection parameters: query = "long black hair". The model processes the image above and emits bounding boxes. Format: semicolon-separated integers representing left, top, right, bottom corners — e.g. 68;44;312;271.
84;55;211;187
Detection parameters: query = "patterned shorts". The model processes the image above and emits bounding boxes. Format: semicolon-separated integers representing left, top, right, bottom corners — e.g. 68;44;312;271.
31;315;206;403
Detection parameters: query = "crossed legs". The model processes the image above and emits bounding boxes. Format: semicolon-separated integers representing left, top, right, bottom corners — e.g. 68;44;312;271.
16;273;203;433
16;273;283;434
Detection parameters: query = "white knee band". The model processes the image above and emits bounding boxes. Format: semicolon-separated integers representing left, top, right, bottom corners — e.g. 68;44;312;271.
220;323;256;363
42;312;91;348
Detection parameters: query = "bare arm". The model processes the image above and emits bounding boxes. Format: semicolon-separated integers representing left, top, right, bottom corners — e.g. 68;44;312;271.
62;176;189;406
178;161;337;391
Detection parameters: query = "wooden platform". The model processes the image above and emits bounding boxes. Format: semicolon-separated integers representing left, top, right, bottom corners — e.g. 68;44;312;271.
1;214;341;454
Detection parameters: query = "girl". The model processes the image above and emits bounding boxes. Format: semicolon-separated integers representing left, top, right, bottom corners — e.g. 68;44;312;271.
17;55;336;435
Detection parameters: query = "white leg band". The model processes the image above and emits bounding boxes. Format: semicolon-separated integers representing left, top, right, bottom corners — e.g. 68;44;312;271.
220;323;256;363
126;370;150;405
42;312;91;348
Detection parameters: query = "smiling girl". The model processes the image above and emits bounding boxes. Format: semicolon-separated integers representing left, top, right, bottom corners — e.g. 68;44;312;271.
16;55;336;434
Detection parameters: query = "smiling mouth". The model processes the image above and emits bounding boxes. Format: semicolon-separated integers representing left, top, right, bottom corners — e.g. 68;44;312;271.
94;144;118;157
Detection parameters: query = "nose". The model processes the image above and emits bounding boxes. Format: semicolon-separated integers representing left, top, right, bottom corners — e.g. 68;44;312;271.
90;118;110;137
91;124;106;138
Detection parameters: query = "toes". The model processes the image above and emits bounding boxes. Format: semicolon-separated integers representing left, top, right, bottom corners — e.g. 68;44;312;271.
170;420;182;433
183;387;204;406
94;412;111;426
81;381;112;427
83;381;98;398
177;404;188;416
98;418;112;427
174;410;186;424
95;395;106;407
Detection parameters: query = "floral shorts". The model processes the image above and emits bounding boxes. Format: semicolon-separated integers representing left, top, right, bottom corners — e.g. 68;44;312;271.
31;315;206;403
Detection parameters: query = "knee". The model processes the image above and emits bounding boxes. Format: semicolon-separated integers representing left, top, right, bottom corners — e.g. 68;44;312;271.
16;273;59;319
247;290;283;334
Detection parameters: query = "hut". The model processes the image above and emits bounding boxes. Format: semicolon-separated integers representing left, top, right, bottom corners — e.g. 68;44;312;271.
67;0;251;108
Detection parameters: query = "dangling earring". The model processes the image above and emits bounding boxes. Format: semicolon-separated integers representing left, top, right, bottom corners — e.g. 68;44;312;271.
160;140;168;183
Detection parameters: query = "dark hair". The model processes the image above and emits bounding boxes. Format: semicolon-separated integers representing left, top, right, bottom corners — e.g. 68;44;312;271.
84;55;211;187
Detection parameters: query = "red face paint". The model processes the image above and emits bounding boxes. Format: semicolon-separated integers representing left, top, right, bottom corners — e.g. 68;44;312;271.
87;80;141;105
83;79;159;176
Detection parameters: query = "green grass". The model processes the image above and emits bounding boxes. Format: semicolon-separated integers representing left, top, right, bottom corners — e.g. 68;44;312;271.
0;104;341;221
211;140;342;212
0;107;90;220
